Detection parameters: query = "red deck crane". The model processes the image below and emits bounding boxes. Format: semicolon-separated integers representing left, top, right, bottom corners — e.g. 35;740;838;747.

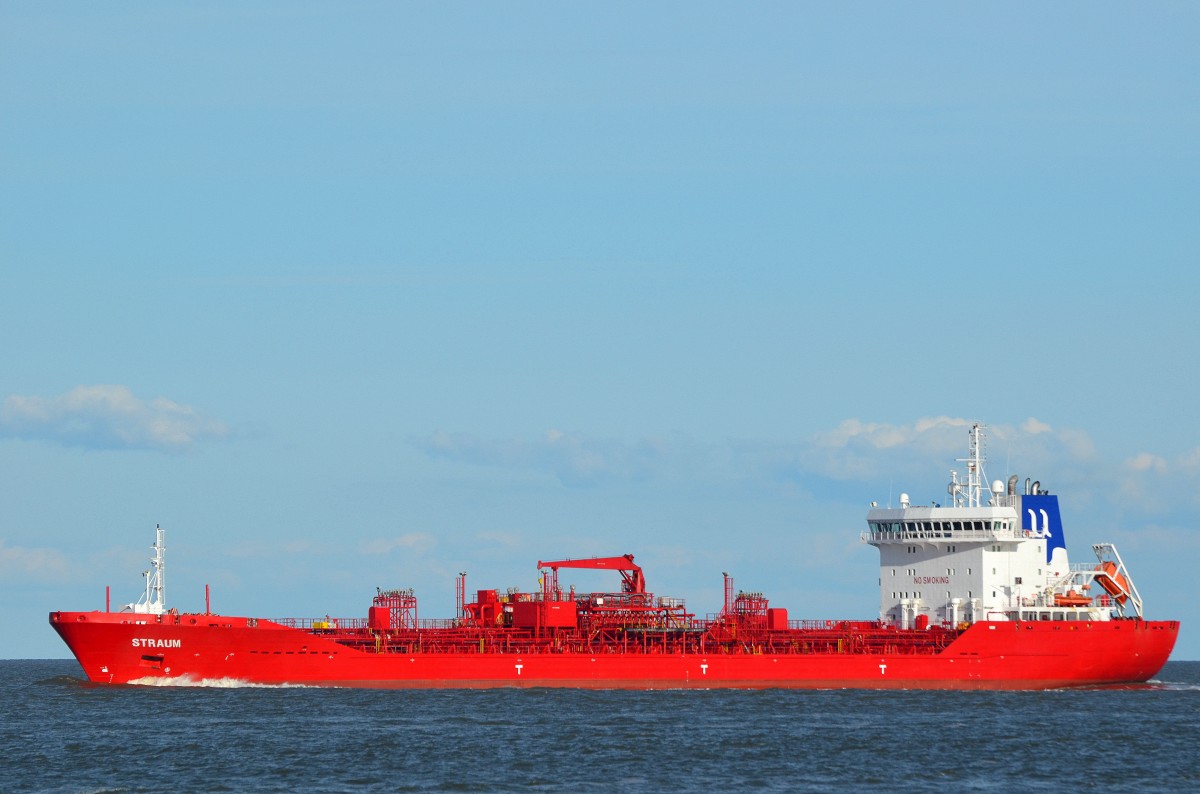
536;554;646;595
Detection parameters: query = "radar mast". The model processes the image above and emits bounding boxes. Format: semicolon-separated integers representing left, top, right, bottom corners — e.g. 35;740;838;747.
124;525;166;614
949;424;987;508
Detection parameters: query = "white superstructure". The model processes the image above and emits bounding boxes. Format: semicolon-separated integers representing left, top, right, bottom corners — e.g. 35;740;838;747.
864;424;1141;627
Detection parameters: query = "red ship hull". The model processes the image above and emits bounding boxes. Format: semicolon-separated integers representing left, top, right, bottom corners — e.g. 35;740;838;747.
50;610;1179;690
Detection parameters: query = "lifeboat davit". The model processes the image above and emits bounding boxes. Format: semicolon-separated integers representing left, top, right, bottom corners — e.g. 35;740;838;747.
1094;561;1130;604
1054;590;1091;607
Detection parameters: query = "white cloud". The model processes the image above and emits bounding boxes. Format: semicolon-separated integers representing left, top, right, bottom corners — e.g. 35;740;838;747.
417;429;667;486
1021;418;1053;435
473;530;522;549
414;417;1184;521
415;418;1092;490
360;533;435;555
0;385;228;451
806;417;980;481
805;417;1104;481
1103;442;1200;514
1056;427;1097;460
817;419;903;449
410;419;1200;537
819;416;972;452
913;416;974;435
0;539;72;580
1126;452;1168;473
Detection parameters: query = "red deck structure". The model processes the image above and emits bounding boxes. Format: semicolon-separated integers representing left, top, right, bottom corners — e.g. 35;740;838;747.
50;552;1178;689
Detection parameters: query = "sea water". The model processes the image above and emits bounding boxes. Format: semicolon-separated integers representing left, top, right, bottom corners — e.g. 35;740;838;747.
2;659;1197;793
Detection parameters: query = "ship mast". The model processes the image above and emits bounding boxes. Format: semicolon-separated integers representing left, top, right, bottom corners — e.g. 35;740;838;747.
124;525;166;614
949;423;987;508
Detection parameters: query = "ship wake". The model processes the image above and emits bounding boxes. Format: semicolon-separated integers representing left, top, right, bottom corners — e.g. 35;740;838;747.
126;675;311;689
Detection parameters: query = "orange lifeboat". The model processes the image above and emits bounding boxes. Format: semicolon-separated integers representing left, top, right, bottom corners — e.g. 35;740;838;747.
1054;590;1091;607
1094;561;1130;605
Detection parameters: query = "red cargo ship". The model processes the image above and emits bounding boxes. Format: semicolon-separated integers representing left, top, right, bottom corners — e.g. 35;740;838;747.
51;425;1178;688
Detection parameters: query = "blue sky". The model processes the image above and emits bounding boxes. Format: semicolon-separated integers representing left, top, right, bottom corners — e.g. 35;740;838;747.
2;2;1197;661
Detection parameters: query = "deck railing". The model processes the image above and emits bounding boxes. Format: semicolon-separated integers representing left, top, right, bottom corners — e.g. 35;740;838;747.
862;527;1020;543
270;617;368;630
